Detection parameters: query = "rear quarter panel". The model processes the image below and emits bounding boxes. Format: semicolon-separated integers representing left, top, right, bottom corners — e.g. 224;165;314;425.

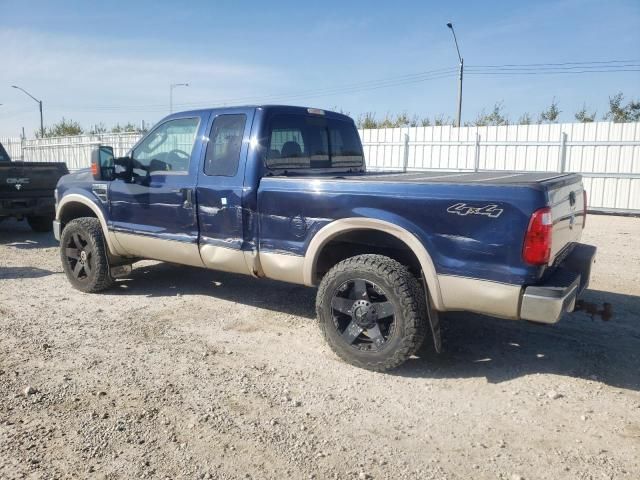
257;178;548;285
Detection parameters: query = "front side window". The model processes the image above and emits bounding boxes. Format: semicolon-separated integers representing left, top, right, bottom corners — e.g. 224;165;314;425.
204;114;246;176
132;117;199;174
265;114;363;170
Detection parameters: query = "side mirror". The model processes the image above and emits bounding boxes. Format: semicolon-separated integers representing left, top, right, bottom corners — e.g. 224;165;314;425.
90;146;115;181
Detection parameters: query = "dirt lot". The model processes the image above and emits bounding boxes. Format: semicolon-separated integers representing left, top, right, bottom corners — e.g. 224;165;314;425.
0;215;639;480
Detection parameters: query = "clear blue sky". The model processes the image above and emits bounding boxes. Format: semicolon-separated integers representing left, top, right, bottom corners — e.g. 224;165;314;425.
0;0;638;136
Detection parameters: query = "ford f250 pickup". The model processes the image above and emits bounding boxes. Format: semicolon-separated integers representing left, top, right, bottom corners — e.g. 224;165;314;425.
54;106;596;371
1;141;68;231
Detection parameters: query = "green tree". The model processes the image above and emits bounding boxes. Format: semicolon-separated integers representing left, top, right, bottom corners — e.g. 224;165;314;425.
604;92;640;122
356;112;434;129
38;118;84;138
356;112;378;129
111;122;145;134
538;98;561;124
378;113;397;128
574;104;596;123
468;102;509;126
89;123;108;134
518;112;533;125
433;114;453;126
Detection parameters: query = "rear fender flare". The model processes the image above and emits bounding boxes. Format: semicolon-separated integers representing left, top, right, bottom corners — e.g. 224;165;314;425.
303;217;444;310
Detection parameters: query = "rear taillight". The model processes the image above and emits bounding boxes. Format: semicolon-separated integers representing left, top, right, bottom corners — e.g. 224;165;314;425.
583;190;588;228
523;207;553;265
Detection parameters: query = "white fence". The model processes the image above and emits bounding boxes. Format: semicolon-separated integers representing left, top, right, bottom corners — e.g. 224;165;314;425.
360;121;640;213
2;121;640;213
0;133;141;170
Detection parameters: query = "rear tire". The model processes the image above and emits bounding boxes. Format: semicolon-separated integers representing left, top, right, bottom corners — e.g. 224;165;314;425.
27;215;54;232
316;254;427;372
60;217;114;293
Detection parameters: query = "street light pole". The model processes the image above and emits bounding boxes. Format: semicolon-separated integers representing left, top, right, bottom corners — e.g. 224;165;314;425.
12;85;44;137
169;83;189;114
446;22;464;128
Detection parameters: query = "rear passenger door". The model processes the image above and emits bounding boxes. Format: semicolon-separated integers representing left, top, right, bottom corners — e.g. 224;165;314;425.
196;109;254;274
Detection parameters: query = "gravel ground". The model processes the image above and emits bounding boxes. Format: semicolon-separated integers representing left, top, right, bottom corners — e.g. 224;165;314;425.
1;215;639;480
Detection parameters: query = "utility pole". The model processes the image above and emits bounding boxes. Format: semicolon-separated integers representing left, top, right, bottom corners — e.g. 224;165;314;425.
12;85;44;137
446;22;464;128
169;83;189;114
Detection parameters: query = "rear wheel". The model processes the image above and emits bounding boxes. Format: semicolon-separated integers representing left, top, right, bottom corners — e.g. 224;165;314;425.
316;254;427;371
60;217;114;293
27;215;54;232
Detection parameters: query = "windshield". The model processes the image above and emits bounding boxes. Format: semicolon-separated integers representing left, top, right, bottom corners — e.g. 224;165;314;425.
265;114;363;170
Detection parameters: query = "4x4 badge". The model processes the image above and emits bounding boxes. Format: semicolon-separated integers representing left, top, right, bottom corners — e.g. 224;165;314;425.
447;202;504;218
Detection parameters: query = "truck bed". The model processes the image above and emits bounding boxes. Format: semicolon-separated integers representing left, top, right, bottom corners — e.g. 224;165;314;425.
260;169;586;285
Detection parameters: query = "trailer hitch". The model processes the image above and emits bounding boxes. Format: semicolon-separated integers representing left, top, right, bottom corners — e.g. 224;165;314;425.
575;300;613;321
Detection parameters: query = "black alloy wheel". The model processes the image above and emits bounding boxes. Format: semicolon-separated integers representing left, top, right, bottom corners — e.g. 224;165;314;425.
316;254;428;371
64;231;94;281
59;217;114;293
331;278;397;351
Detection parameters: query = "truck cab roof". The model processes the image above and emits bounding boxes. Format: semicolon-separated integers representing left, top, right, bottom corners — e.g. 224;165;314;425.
164;105;355;123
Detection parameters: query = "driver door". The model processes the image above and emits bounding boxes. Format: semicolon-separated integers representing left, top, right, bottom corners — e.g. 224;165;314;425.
109;113;209;266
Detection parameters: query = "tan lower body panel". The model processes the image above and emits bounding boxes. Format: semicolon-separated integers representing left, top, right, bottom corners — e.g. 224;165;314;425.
258;252;305;285
115;232;205;267
437;275;522;319
199;244;254;276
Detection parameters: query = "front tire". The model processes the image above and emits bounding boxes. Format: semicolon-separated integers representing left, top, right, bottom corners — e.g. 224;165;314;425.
60;217;114;293
27;215;54;232
316;254;427;372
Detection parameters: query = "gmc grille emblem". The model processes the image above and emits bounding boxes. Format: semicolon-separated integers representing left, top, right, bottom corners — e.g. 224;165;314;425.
6;177;30;191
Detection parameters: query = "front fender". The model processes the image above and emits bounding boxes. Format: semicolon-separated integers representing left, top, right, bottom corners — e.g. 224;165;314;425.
56;190;126;256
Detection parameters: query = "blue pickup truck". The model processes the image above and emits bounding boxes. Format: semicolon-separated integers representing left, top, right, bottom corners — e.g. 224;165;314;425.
54;105;595;371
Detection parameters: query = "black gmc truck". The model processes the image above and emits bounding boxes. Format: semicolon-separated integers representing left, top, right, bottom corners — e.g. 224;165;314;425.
0;141;68;232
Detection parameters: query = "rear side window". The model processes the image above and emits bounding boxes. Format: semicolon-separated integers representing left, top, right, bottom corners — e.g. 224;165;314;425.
204;114;247;176
265;114;363;170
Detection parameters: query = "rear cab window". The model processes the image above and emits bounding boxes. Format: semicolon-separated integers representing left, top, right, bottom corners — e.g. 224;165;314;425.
265;113;363;171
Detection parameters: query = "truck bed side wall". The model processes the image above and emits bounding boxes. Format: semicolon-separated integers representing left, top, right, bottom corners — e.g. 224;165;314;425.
257;178;547;286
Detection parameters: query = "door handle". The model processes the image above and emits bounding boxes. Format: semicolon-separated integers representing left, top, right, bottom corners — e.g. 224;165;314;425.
181;188;194;209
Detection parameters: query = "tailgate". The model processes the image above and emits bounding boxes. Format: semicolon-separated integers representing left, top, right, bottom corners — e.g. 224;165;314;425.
547;176;586;263
0;162;68;195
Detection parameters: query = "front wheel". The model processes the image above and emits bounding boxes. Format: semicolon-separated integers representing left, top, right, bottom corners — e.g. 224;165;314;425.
316;254;427;372
60;217;114;293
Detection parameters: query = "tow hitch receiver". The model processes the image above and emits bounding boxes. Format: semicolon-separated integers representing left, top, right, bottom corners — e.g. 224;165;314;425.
575;300;613;321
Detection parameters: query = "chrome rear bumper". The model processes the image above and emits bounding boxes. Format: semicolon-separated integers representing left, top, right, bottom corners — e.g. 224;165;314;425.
520;243;597;324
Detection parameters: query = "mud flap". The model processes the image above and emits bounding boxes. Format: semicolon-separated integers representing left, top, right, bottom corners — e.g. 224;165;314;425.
110;264;132;279
421;270;442;353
